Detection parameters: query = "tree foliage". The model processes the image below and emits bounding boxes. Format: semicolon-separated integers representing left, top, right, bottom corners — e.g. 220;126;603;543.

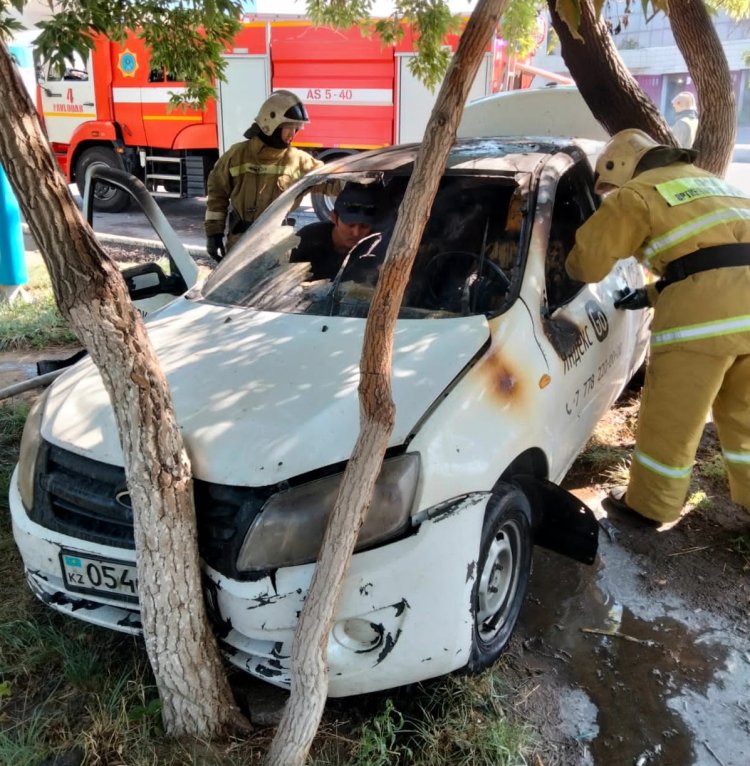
0;0;242;105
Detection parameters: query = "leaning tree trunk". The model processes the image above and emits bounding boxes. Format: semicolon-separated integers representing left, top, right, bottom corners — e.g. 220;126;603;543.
669;0;736;175
549;0;735;174
263;1;509;764
0;42;248;738
548;0;673;142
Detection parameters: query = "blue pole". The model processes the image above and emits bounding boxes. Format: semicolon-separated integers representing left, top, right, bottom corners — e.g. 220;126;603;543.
0;164;27;288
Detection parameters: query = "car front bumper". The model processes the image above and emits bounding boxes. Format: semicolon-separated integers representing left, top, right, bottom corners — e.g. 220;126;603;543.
10;467;489;697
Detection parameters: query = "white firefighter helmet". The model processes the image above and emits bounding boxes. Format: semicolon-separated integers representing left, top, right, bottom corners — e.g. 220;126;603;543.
594;129;664;194
671;91;697;112
255;90;310;136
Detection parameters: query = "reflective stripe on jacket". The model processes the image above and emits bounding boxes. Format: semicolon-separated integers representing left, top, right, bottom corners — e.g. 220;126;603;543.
204;136;322;237
565;163;750;355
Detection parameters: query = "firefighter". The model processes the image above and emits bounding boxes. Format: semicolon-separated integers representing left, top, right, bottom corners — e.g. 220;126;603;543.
204;90;323;261
670;91;699;149
565;128;750;527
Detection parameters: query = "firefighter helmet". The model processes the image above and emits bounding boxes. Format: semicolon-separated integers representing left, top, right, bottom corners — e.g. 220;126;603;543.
594;129;664;194
255;90;310;137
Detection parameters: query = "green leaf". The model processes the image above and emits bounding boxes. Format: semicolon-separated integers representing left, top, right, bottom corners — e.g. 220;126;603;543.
555;0;584;41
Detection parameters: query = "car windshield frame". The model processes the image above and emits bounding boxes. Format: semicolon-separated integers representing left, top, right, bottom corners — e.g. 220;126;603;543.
202;164;533;320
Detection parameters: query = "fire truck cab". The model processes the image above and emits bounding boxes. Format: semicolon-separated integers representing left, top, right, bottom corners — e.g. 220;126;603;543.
38;32;216;212
35;16;532;212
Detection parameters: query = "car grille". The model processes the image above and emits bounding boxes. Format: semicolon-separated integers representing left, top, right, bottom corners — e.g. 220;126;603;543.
30;441;275;576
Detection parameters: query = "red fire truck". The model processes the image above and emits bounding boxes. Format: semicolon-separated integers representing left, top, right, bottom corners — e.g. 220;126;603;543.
36;15;527;212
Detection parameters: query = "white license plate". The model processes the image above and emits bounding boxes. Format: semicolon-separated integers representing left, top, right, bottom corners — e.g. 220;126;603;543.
60;550;139;603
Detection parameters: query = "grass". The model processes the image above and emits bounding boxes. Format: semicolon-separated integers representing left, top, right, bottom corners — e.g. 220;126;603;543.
0;394;536;764
0;252;78;350
730;531;750;570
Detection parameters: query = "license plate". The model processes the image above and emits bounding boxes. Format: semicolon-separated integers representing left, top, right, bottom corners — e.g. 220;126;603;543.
60;550;139;604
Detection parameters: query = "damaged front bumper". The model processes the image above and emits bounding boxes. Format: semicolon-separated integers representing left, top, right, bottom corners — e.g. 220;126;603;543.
10;469;491;697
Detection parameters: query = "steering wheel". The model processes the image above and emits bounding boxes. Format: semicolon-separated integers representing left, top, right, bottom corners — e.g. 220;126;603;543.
424;250;510;313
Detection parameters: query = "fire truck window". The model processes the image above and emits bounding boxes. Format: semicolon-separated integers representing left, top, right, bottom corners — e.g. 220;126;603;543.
45;55;89;82
148;68;184;83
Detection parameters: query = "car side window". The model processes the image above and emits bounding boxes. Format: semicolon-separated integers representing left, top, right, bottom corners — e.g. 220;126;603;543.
404;177;522;315
545;163;595;310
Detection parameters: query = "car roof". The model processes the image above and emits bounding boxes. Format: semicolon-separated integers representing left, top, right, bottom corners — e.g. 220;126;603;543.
321;136;604;176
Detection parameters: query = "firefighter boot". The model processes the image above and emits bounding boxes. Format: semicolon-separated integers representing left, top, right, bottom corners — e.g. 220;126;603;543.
603;487;662;528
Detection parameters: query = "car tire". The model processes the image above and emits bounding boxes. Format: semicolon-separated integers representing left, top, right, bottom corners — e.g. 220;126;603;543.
75;147;131;213
466;484;532;672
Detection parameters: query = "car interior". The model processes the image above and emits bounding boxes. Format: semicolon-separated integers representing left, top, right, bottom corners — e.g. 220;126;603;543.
207;171;529;319
544;163;594;311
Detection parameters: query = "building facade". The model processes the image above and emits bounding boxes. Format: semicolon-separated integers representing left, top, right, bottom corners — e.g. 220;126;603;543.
532;9;750;142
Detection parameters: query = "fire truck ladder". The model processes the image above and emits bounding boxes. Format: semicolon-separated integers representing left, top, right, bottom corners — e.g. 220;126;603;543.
144;154;207;198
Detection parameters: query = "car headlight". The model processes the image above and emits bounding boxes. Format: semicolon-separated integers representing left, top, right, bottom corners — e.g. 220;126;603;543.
236;453;420;572
17;388;49;511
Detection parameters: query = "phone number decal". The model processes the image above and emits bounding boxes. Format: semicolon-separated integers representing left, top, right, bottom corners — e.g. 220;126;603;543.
565;343;622;417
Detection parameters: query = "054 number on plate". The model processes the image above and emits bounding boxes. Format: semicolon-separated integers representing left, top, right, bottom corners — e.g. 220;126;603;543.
60;550;139;604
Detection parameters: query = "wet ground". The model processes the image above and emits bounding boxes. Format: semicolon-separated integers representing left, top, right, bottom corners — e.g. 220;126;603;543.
6;173;750;765
513;476;750;766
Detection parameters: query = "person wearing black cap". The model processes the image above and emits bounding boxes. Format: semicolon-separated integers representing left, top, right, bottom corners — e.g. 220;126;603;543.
204;90;323;261
291;183;382;280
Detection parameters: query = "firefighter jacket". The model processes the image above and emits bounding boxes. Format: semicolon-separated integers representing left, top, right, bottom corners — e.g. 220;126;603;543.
204;136;322;239
566;163;750;358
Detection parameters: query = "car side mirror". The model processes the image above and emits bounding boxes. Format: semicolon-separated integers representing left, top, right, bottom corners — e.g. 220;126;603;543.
122;262;186;301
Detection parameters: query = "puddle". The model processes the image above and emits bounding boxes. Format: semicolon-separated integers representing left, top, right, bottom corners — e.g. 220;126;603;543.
520;536;750;766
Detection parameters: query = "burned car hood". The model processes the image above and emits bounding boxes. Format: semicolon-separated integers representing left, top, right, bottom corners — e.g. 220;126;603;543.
41;299;490;485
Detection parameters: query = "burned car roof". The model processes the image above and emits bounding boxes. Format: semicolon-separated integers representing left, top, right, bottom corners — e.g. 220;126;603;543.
316;136;601;176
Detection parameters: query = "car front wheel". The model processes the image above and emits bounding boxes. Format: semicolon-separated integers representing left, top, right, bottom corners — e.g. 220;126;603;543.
467;484;532;672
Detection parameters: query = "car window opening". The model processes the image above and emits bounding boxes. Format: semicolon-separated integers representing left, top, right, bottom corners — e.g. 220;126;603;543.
545;163;594;311
203;171;527;319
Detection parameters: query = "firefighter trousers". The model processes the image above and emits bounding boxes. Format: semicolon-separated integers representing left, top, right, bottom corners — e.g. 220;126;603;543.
625;349;750;523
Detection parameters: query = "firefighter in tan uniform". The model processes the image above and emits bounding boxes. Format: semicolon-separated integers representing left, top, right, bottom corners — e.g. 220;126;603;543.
566;129;750;527
204;90;323;261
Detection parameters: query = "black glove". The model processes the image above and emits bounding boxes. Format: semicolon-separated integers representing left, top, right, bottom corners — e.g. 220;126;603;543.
206;233;226;263
614;287;649;310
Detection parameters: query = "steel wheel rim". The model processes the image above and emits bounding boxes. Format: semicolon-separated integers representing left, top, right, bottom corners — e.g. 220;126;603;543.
476;520;521;641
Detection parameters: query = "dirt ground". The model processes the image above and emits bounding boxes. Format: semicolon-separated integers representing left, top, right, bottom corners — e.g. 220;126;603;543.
2;351;748;765
502;392;750;766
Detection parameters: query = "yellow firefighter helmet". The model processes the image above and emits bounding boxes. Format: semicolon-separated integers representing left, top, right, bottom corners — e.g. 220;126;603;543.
255;90;310;137
594;129;664;194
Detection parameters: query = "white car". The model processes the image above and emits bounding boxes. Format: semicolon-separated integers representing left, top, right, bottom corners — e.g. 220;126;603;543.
10;138;650;697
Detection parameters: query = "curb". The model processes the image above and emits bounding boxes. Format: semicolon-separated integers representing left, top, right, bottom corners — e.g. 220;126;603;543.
21;223;208;259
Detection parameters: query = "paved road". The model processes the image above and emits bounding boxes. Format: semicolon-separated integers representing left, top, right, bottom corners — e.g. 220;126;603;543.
69;185;319;255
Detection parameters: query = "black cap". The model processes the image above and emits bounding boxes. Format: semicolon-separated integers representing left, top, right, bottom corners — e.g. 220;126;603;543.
333;183;379;225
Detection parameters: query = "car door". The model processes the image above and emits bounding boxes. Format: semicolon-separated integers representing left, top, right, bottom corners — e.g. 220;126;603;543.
534;153;647;480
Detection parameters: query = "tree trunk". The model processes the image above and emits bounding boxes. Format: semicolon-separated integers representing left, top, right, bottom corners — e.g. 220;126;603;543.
548;0;673;143
669;0;736;175
549;0;735;175
263;1;509;764
0;42;248;739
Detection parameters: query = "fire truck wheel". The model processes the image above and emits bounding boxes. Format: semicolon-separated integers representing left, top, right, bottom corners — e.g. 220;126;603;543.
75;147;131;213
311;150;360;222
311;188;336;222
